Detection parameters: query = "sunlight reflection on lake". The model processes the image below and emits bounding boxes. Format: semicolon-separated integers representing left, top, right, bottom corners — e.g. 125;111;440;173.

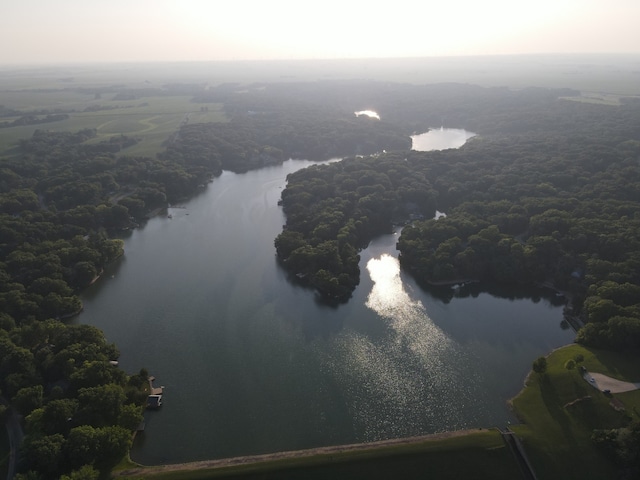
411;128;475;151
354;110;380;120
316;253;476;441
365;254;453;358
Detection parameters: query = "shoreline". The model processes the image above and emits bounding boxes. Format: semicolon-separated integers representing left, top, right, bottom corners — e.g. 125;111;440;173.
116;429;485;476
425;278;478;287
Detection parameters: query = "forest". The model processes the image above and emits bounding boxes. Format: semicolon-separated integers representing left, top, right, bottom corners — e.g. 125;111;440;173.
1;76;639;477
274;83;640;346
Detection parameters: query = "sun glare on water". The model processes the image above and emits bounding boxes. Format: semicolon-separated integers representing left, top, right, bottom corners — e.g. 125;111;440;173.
354;110;381;120
313;254;480;441
365;254;451;358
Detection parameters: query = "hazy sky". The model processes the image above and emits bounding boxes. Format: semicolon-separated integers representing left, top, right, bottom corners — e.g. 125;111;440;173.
1;0;639;64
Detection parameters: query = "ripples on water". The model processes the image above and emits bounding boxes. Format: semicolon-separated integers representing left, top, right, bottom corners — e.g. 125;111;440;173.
318;254;484;441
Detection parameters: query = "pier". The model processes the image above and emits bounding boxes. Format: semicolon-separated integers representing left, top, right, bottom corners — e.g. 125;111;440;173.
146;376;164;409
148;376;164;395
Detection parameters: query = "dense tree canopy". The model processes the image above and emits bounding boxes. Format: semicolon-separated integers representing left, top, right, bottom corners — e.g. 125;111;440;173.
273;83;640;348
2;77;640;477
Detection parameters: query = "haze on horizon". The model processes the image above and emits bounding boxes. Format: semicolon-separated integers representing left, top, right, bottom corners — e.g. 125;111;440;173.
1;0;639;66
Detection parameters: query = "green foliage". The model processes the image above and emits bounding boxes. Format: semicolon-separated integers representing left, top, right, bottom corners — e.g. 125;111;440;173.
276;155;436;300
12;384;43;415
39;399;78;436
66;425;101;470
269;82;640;321
2;75;640;477
592;422;640;472
532;356;548;375
511;344;629;479
92;425;132;469
59;465;100;480
24;433;65;477
118;403;144;430
76;384;126;427
0;299;145;478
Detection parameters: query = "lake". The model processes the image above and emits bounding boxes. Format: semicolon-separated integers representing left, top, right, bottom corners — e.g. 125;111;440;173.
79;137;573;465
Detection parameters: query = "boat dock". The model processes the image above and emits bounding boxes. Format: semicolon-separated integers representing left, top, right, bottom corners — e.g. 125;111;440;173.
146;375;164;409
148;375;164;395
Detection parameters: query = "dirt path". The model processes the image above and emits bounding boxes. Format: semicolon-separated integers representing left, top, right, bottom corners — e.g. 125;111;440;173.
116;429;483;477
583;372;640;393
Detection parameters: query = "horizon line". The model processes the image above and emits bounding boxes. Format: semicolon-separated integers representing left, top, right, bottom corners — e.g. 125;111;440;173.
2;52;640;69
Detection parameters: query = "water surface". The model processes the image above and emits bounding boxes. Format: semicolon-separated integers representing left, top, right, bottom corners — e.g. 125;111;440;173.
411;127;476;151
79;148;572;465
354;110;380;119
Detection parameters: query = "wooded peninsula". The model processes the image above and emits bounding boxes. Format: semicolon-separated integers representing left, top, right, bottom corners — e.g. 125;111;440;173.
1;65;640;479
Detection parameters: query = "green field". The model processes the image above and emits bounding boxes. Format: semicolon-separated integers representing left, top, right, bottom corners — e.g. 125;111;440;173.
0;85;226;157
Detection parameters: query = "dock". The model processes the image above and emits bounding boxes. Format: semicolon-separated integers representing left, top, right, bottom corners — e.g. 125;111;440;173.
148;376;164;395
146;376;164;409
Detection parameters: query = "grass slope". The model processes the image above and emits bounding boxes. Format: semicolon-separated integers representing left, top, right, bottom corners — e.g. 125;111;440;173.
511;344;640;479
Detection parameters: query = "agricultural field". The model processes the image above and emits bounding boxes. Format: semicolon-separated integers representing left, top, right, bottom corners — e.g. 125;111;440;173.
2;54;639;159
0;75;226;157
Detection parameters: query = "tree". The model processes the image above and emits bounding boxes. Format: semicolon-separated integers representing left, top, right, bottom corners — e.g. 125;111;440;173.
72;261;98;289
40;399;79;435
117;403;143;430
60;465;100;480
24;433;65;477
76;384;126;426
13;385;43;415
532;356;547;375
94;425;132;469
66;425;100;470
70;360;126;389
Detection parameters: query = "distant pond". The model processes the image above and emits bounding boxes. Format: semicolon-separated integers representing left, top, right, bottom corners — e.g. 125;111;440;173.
354;110;380;119
411;127;476;151
78;130;573;465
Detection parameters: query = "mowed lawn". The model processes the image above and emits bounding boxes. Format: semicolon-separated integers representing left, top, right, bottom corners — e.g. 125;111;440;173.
0;89;226;157
511;344;640;479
